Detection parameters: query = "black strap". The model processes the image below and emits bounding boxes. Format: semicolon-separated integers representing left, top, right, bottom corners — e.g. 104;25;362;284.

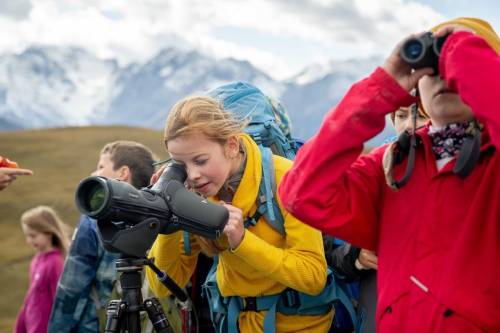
453;120;481;178
390;131;419;190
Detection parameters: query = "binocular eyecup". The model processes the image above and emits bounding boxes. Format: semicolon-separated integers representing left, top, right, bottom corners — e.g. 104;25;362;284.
400;32;448;72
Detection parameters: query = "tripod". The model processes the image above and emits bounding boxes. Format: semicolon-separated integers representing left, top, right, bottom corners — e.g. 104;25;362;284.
104;257;190;333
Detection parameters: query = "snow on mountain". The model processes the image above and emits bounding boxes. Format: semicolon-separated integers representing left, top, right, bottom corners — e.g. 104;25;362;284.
0;46;117;129
280;57;389;141
291;57;380;86
102;47;283;129
0;45;394;145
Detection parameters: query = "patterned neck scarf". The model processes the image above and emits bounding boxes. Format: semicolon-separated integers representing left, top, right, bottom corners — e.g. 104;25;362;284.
428;121;474;160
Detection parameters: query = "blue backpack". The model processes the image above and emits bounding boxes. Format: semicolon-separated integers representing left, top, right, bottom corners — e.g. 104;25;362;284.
207;81;301;234
326;238;363;333
186;82;358;333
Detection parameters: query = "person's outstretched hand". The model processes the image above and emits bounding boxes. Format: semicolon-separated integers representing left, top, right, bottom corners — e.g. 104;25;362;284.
0;167;33;191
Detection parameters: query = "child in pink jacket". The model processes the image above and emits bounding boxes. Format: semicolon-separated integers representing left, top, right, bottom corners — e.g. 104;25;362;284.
15;206;70;333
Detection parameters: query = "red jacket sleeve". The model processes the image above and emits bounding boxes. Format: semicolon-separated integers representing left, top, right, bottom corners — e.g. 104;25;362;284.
278;68;415;250
440;31;500;147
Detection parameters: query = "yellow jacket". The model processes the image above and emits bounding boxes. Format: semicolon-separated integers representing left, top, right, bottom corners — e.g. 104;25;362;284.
147;134;333;332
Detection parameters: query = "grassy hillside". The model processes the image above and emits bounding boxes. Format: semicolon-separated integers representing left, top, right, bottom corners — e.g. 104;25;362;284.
0;126;167;331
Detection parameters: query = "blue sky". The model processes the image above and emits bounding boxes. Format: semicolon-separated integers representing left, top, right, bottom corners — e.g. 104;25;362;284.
417;0;499;31
0;0;498;79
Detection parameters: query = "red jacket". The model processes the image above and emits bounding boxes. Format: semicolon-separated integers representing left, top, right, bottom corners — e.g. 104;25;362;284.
279;32;500;332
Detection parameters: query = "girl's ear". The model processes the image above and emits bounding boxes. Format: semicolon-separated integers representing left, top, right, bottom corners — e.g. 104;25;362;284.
225;135;240;159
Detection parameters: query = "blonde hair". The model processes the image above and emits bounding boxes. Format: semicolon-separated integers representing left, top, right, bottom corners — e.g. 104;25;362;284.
21;206;71;257
165;96;246;255
164;96;245;146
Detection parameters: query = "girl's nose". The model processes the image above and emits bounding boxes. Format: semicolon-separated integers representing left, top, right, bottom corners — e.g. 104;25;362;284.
187;167;201;182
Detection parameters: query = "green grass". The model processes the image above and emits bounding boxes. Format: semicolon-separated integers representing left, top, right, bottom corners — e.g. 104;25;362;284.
0;126;167;330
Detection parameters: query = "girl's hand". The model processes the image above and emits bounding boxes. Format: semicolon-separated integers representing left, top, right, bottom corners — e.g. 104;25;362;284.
358;249;378;270
150;165;166;185
221;202;245;250
382;33;435;91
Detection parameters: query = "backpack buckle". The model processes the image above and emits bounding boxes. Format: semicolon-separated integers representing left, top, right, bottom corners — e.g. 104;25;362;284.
242;297;258;311
252;133;262;145
282;289;300;308
244;217;257;228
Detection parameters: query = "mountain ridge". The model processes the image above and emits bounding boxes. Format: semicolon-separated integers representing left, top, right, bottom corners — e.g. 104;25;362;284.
0;45;394;144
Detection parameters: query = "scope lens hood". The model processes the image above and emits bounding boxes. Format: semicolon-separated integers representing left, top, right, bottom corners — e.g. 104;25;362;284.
75;176;112;218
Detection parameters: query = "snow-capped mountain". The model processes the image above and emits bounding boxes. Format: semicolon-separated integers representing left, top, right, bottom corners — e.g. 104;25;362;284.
103;47;284;129
0;45;393;144
0;46;118;129
282;57;383;139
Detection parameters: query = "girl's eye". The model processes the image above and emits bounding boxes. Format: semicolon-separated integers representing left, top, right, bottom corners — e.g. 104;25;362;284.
195;159;207;166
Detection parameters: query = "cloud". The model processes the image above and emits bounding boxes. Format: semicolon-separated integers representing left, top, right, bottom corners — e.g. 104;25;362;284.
0;0;449;79
0;0;32;20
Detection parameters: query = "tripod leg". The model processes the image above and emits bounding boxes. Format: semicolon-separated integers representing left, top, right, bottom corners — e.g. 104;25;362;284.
144;297;174;333
120;268;144;333
105;300;125;333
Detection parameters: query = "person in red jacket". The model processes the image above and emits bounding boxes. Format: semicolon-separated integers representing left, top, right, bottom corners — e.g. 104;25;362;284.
278;17;500;333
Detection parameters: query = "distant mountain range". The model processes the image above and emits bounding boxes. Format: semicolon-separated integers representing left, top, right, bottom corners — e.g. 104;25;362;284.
0;45;395;145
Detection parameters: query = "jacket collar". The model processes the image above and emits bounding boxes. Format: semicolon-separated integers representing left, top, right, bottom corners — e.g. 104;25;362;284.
417;122;494;176
210;133;261;217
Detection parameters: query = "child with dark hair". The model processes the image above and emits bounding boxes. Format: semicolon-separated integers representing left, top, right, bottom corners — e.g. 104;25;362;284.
48;141;167;333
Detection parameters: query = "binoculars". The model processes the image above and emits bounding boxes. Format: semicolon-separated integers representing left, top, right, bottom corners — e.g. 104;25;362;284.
400;32;448;71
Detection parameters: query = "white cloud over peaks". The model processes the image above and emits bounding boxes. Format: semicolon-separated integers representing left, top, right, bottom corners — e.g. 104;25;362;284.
0;0;447;79
0;0;33;20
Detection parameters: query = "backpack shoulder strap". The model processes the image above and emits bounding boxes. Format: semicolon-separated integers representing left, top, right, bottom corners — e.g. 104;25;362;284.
332;276;359;332
183;231;191;255
244;147;285;236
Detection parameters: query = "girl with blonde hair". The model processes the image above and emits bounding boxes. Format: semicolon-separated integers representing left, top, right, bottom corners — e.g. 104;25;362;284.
147;95;333;332
15;205;71;333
